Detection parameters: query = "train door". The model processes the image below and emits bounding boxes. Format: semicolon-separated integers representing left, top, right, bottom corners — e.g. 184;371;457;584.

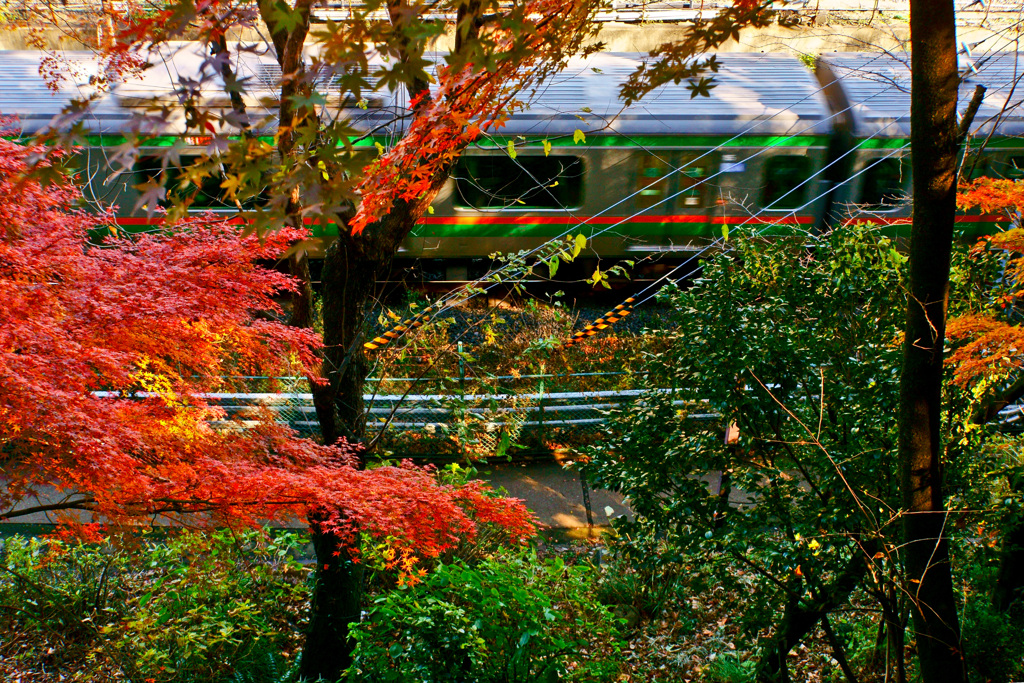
629;150;714;255
837;149;912;229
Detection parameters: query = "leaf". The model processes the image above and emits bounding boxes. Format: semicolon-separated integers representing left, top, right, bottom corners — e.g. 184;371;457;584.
722;225;729;241
574;233;586;258
573;129;586;145
548;257;559;278
542;139;552;157
507;140;517;160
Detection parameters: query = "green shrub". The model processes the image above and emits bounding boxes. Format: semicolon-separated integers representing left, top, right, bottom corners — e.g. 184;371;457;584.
347;550;621;682
0;529;309;683
0;534;129;638
110;529;308;683
963;598;1024;683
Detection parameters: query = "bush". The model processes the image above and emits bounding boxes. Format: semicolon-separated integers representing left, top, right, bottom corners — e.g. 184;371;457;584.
0;528;310;683
347;550;622;682
963;597;1024;683
0;534;129;639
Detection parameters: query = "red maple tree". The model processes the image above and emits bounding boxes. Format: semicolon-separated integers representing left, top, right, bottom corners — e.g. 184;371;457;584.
0;139;534;554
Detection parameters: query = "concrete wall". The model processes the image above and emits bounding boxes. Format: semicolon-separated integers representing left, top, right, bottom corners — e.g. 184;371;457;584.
1;16;1019;55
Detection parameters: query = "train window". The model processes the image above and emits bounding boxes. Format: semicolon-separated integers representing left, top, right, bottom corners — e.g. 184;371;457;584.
134;155;231;209
678;157;707;208
635;155;672;211
454;155;584;210
859;157;908;209
988;155;1024;180
761;155;811;210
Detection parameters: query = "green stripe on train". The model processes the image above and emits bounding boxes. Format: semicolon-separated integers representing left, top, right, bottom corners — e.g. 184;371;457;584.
7;135;1024;151
408;222;810;239
34;134;832;149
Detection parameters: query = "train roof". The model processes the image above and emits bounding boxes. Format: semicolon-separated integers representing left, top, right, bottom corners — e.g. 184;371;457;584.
0;51;125;136
816;51;1024;139
496;52;834;137
0;45;833;138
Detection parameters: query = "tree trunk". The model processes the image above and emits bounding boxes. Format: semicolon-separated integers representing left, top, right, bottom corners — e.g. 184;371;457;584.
300;511;365;682
300;190;450;680
900;2;968;681
756;542;874;682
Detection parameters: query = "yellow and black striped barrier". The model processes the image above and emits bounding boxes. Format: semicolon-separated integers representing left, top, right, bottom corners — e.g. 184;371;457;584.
363;306;436;351
563;297;635;347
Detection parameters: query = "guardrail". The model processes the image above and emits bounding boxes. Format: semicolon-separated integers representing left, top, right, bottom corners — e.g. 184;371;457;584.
202;388;712;435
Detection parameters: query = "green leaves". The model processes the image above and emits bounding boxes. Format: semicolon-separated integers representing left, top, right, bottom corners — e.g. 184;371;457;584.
347;551;621;682
507;139;517;160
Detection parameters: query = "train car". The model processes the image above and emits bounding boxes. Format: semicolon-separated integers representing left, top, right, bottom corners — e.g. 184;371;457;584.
815;50;1024;236
0;46;845;283
0;46;836;280
410;52;836;280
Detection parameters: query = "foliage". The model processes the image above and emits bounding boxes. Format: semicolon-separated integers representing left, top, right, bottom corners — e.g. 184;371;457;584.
0;534;129;640
0;529;310;683
594;535;693;624
0;140;535;558
110;529;308;683
346;550;622;683
578;222;999;679
961;596;1024;683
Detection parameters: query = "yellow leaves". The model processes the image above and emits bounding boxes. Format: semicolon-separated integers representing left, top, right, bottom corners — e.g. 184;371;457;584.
220;173;242;199
573;233;586;258
507;140;517;160
542;139;552;157
573;129;586;145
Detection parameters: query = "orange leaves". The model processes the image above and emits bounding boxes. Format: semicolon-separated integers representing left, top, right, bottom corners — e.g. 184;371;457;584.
948;180;1024;388
958;177;1024;216
349;0;600;235
946;314;1024;387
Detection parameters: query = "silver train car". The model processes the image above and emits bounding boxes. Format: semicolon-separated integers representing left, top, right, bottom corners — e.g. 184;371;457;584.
1;46;1023;280
816;50;1024;234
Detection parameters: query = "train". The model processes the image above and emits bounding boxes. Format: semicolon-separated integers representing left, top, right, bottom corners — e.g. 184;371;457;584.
2;44;1023;281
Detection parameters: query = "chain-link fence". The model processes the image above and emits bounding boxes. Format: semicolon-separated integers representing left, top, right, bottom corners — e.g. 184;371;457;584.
200;373;704;458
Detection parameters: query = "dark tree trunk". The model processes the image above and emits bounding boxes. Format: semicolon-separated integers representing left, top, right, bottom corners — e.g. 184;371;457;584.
300;191;451;680
756;542;874;682
899;2;968;681
300;511;365;682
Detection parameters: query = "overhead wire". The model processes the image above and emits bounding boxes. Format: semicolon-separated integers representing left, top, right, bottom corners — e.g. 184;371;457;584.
363;50;905;350
377;46;1024;349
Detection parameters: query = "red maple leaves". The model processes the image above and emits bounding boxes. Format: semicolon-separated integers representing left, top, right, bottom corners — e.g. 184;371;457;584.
948;179;1024;388
0;140;533;553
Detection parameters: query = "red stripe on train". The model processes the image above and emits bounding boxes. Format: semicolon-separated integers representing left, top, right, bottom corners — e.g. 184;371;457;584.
112;214;820;228
417;214;816;226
